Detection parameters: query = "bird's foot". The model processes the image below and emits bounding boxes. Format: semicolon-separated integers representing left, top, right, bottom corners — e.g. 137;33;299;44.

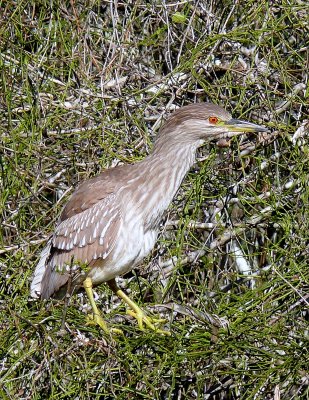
86;312;123;335
107;279;171;335
83;277;123;335
126;308;171;336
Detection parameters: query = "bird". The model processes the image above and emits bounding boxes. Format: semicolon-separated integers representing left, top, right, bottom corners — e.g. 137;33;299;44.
31;102;268;335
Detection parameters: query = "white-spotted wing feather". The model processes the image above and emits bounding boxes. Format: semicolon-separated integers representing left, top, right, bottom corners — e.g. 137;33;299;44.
31;195;120;299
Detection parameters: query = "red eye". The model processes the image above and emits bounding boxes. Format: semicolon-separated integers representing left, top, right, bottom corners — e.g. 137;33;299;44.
209;116;219;124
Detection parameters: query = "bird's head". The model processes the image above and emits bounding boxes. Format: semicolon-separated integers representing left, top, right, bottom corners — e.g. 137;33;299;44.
157;103;268;146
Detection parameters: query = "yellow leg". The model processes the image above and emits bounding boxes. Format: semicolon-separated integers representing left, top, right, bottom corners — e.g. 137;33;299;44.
83;277;122;335
107;279;171;336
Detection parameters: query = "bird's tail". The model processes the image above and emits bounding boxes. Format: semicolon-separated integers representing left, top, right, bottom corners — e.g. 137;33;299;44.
31;238;81;299
30;238;53;298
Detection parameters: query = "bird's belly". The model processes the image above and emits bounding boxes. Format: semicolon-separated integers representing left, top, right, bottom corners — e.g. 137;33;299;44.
88;227;158;285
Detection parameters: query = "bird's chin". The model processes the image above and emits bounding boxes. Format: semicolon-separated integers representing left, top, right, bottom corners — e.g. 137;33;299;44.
213;130;253;147
211;130;242;142
224;130;249;138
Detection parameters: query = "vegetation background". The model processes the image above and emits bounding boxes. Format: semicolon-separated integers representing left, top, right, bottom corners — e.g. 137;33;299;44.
0;1;308;399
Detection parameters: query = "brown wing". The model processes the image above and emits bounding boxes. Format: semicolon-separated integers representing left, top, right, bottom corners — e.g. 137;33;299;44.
31;194;121;299
60;165;128;220
52;194;120;266
31;164;133;299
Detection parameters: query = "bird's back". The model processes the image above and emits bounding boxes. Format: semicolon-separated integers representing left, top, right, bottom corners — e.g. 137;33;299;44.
31;164;137;299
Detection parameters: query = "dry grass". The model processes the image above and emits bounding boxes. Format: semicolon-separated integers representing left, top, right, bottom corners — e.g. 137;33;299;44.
0;1;308;399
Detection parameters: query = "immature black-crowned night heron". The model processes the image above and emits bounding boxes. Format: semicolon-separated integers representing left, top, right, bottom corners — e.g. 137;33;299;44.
31;103;267;334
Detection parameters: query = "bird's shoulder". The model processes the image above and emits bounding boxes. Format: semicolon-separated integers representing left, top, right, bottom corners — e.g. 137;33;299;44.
60;164;129;221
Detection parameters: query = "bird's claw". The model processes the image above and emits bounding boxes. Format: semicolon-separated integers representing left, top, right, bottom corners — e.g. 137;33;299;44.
86;313;123;335
126;309;171;336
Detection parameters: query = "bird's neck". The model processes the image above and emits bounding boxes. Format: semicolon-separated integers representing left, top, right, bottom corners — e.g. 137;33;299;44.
136;139;203;228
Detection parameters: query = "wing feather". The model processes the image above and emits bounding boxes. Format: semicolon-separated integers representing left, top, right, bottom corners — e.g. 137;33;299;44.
31;194;121;299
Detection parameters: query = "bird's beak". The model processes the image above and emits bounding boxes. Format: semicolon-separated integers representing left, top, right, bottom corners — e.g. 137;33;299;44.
223;118;268;133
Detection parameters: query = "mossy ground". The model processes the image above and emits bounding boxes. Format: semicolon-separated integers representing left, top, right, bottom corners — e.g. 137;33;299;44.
0;1;308;399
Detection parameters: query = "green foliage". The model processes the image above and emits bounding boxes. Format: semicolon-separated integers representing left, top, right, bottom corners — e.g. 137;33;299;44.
0;1;308;399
